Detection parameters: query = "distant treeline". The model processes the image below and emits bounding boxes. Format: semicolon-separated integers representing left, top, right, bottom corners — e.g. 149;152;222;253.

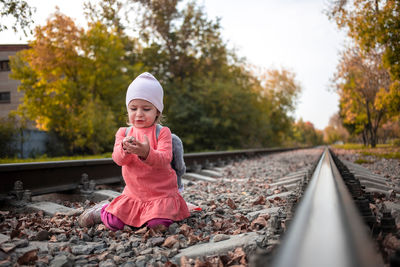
4;0;324;157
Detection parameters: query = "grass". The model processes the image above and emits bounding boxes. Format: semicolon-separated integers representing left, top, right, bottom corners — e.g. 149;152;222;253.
332;143;400;160
0;153;112;164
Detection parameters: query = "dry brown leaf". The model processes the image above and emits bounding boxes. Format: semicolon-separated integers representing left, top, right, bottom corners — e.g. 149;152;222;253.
134;227;148;235
49;235;57;242
253;196;266;205
97;224;106;231
273;189;281;194
163;261;178;267
226;198;237;209
251;215;269;230
180;256;190;267
227;247;247;265
17;249;38;265
162;235;179;248
188;234;201;245
97;251;109;261
232;228;241;235
153;224;167;233
10;229;22;239
179;224;192;236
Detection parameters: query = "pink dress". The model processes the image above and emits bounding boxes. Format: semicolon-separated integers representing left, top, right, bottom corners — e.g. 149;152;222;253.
106;124;190;227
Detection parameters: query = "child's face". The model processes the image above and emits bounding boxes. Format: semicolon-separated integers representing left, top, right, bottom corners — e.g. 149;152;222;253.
127;99;159;128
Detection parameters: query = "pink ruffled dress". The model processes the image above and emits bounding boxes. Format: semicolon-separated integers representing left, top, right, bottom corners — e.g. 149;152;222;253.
106;124;190;227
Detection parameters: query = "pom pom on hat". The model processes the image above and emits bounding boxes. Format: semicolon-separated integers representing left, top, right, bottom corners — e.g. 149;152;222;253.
126;72;164;112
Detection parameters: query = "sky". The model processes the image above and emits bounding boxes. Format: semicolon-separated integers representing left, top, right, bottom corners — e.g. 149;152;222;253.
0;0;348;130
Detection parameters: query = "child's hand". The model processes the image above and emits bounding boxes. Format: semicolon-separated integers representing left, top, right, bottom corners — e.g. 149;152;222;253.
122;136;136;153
123;135;150;159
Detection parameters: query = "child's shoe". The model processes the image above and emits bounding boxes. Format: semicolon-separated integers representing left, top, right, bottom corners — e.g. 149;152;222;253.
78;201;107;228
186;201;202;212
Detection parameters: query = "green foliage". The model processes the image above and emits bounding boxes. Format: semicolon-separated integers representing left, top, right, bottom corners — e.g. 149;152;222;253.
354;158;374;164
0;116;19;157
290;119;324;146
332;143;400;159
0;152;113;164
8;0;306;156
10;11;135;154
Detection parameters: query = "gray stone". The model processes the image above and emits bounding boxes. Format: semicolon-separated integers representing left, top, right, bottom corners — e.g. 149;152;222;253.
120;262;136;267
99;259;116;267
12;238;29;248
135;255;150;267
57;234;68;242
0;250;8;261
50;254;74;267
116;244;127;254
148;237;164;247
80;233;91;242
93;190;120;200
35;230;50;241
199;169;223;178
0;260;11;267
0;234;9;245
27;202;76;216
213;234;230;242
168;223;179;234
15;241;48;254
173;232;259;261
184;173;217;182
71;244;95;255
69;236;79;244
139;247;153;255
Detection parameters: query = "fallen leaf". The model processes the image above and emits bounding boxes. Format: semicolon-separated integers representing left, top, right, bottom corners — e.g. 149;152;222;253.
17;249;38;265
228;247;247;265
162;235;179;248
164;261;178;267
10;229;21;239
251;215;269;230
253;196;266;205
179;224;192;236
226;198;237;209
134;227;148;235
180;256;190;267
188;234;200;245
97;224;106;231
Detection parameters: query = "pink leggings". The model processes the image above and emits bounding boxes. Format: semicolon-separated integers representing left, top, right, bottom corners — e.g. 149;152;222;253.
100;204;173;231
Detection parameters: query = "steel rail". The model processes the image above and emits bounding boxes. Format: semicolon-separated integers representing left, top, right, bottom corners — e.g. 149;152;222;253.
0;147;297;198
271;148;383;267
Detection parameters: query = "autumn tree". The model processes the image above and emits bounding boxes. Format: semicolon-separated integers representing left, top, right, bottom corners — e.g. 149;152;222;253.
291;119;324;146
122;0;284;151
333;46;392;147
10;11;135;154
256;68;302;145
327;0;400;115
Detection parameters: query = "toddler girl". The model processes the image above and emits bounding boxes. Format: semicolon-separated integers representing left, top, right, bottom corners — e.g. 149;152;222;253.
78;72;190;230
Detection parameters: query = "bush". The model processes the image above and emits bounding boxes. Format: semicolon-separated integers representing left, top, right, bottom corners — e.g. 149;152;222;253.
0;116;19;158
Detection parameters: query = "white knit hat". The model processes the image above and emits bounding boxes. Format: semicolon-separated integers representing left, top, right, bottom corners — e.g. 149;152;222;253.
126;72;164;112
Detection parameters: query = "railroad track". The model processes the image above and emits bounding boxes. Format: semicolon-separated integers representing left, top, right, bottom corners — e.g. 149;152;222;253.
0;147;398;266
0;147;297;199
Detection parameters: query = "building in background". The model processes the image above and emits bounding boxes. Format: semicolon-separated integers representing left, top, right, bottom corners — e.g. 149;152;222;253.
0;44;29;118
0;44;48;158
